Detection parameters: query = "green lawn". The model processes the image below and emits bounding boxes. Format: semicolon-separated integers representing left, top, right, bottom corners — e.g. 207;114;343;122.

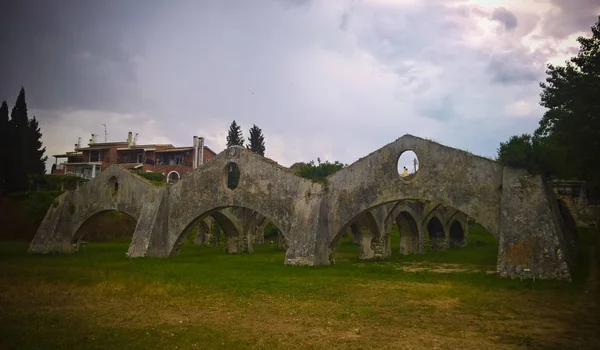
1;225;599;349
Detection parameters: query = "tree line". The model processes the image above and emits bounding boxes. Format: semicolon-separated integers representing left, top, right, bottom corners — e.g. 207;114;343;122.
0;87;48;194
497;16;600;194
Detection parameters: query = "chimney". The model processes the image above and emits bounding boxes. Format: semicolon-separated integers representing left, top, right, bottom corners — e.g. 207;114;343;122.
127;132;133;147
198;137;205;166
192;136;198;169
75;137;82;149
89;134;97;144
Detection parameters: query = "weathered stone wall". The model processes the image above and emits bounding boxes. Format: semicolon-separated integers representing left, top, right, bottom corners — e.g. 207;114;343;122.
30;135;575;280
29;166;155;254
497;168;572;280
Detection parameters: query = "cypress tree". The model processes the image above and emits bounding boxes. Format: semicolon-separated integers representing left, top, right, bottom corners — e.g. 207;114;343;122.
226;120;244;147
9;87;29;192
246;124;266;156
0;101;9;194
26;116;47;175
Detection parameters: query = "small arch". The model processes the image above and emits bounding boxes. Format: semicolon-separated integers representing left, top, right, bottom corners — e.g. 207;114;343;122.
395;211;420;254
426;216;445;251
397;150;419;181
225;162;240;190
173;206;288;258
449;220;465;248
167;171;180;183
72;210;136;247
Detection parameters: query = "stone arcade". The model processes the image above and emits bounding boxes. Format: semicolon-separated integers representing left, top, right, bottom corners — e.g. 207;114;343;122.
29;135;577;281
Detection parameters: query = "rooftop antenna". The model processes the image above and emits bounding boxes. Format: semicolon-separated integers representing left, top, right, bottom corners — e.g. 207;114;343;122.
101;124;107;143
133;133;139;146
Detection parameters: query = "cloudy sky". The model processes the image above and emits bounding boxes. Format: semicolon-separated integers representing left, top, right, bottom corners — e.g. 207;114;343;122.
1;0;599;171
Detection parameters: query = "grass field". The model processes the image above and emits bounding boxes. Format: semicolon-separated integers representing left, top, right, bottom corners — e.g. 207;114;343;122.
1;225;599;349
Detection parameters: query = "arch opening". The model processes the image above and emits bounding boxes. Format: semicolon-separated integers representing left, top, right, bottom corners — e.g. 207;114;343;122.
449;220;465;248
395;211;420;255
427;217;445;251
330;199;499;270
173;206;286;258
167;171;180;184
72;210;136;251
397;150;419;181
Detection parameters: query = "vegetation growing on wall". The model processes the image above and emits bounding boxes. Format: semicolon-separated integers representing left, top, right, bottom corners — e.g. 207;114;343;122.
290;158;346;183
135;171;166;183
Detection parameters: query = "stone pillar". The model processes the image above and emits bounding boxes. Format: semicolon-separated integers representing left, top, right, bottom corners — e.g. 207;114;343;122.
194;217;214;246
497;167;573;281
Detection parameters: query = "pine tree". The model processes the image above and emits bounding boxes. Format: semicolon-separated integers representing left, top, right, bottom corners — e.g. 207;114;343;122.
0;101;10;194
226;120;244;147
246;124;266;156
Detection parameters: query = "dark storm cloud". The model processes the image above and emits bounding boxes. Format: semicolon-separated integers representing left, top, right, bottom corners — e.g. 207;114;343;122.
486;51;544;85
491;7;518;31
0;0;163;113
542;0;600;38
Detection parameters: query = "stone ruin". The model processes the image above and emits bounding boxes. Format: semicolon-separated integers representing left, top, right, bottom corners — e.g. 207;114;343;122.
29;135;578;281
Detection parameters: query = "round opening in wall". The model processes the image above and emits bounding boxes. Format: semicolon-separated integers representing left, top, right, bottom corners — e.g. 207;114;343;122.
225;162;240;190
397;150;419;181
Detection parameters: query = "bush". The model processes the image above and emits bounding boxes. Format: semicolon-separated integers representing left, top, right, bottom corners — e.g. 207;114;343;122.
0;191;63;240
137;171;165;182
28;174;88;191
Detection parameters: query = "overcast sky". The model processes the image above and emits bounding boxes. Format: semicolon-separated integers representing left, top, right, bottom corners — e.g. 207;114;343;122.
1;0;599;171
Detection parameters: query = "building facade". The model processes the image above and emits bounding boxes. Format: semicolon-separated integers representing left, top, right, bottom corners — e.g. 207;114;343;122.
52;132;217;182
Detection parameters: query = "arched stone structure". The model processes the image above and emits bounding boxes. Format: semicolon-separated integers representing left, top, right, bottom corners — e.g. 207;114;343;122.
449;220;466;248
426;216;446;251
127;146;325;265
30;135;577;280
29;166;155;253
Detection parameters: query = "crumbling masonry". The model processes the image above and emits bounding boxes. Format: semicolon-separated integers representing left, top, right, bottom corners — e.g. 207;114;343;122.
29;135;578;280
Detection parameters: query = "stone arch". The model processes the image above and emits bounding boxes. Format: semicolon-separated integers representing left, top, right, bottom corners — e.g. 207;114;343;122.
426;216;446;250
395;211;421;254
325;135;503;247
166;171;180;183
72;209;136;244
29;165;152;254
171;206;287;257
449;220;465;248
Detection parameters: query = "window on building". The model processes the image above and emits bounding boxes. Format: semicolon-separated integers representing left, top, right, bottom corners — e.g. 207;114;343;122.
90;151;100;162
137;153;143;163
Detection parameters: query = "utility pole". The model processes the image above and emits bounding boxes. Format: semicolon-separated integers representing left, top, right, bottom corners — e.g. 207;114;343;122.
101;124;107;143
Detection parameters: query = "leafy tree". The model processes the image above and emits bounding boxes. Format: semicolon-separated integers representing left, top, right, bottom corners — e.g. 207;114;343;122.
246;124;265;156
498;16;600;192
226;120;244;147
535;16;600;185
497;134;537;170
